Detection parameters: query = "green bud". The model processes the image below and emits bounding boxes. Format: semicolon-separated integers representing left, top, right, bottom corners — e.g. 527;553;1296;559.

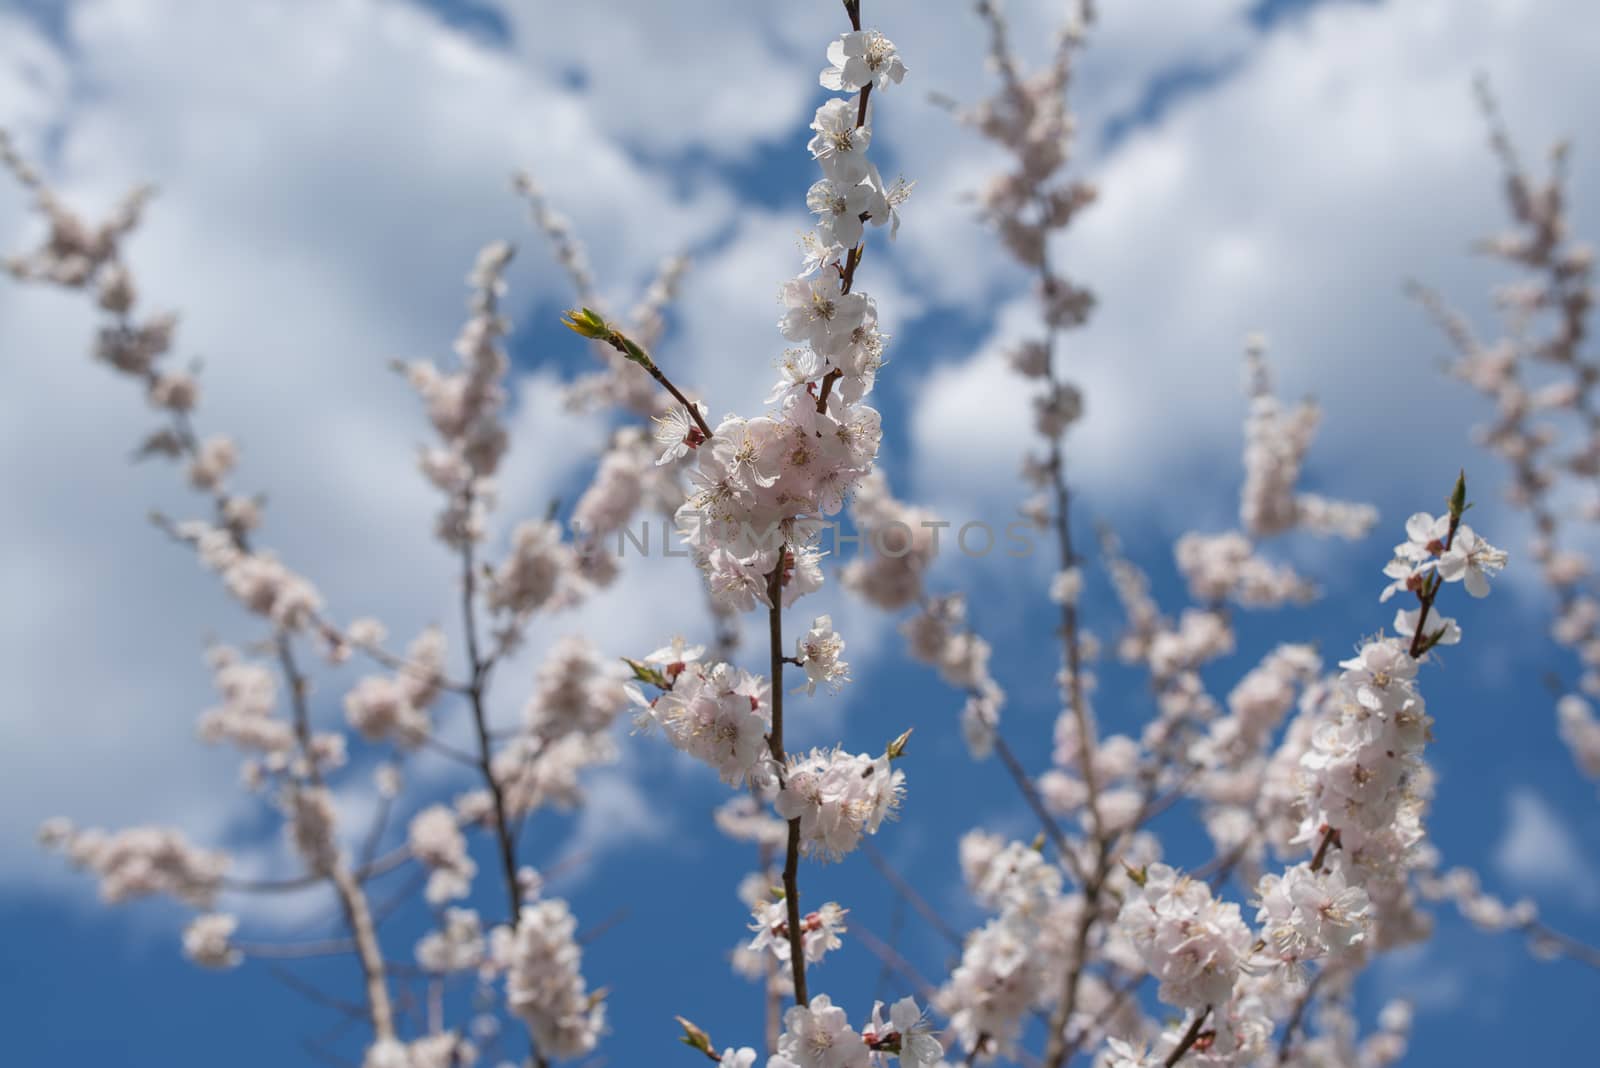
1448;469;1468;521
675;1016;713;1057
560;306;611;340
886;727;914;760
622;657;672;691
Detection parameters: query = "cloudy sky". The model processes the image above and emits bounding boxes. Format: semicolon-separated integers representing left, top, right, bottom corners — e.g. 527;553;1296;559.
1;0;1597;1064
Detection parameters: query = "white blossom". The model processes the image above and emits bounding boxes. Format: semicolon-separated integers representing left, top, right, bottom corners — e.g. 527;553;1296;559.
820;30;907;93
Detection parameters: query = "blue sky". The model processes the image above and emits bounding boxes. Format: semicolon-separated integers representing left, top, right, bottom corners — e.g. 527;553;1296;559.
1;0;1598;1065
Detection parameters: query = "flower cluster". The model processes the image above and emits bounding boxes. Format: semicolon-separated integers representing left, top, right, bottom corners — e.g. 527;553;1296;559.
663;27;908;613
499;897;606;1061
775;746;904;861
839;470;943;610
408;805;477;905
629;657;773;785
363;1034;478;1068
749;899;849;965
182;913;241;969
1239;338;1377;540
1;132;148;286
416;907;486;974
1254;858;1372;973
524;636;628;741
1175;530;1316;608
755;992;939;1068
38;821;227;907
167;519;325;632
1557;693;1600;783
1117;863;1254;1009
285;784;341;876
342;628;449;745
403;241;515;548
794;615;850;695
197;645;295;767
486;519;579;619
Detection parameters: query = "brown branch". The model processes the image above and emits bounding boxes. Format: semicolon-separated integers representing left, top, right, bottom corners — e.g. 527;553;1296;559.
815;368;844;413
458;482;524;932
278;633;397;1043
645;361;715;440
764;550;809;1008
1522;920;1600;971
1163;1006;1213;1067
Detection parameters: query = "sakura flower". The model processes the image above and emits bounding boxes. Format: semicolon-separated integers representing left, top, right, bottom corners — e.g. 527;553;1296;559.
711;415;780;489
1339;639;1418;711
808;177;875;249
1557;693;1600;779
1394;606;1461;646
799;231;846;277
182;912;240;969
749;899;848;964
408;805;476;904
795;615;850;695
1378;554;1425;603
285;786;340;875
187;435;237;491
1007;339;1050;378
779;272;870;355
773;994;869;1068
865;997;941;1068
643;635;705;675
416;907;485;973
1104;1038;1159;1068
820;30;907;93
653;402;708;465
1436;524;1508;597
1396;511;1451;562
1048;567;1083;606
871;172;915;240
769;348;826;403
720;1049;757;1068
808;99;873;184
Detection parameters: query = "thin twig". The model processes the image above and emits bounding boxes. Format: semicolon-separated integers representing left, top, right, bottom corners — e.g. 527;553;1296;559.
1163;1006;1212;1067
861;839;964;948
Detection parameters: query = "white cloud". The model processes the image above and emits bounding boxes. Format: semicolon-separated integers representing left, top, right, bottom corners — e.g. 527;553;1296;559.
1494;786;1600;909
910;0;1600;527
0;0;751;884
4;0;1595;924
